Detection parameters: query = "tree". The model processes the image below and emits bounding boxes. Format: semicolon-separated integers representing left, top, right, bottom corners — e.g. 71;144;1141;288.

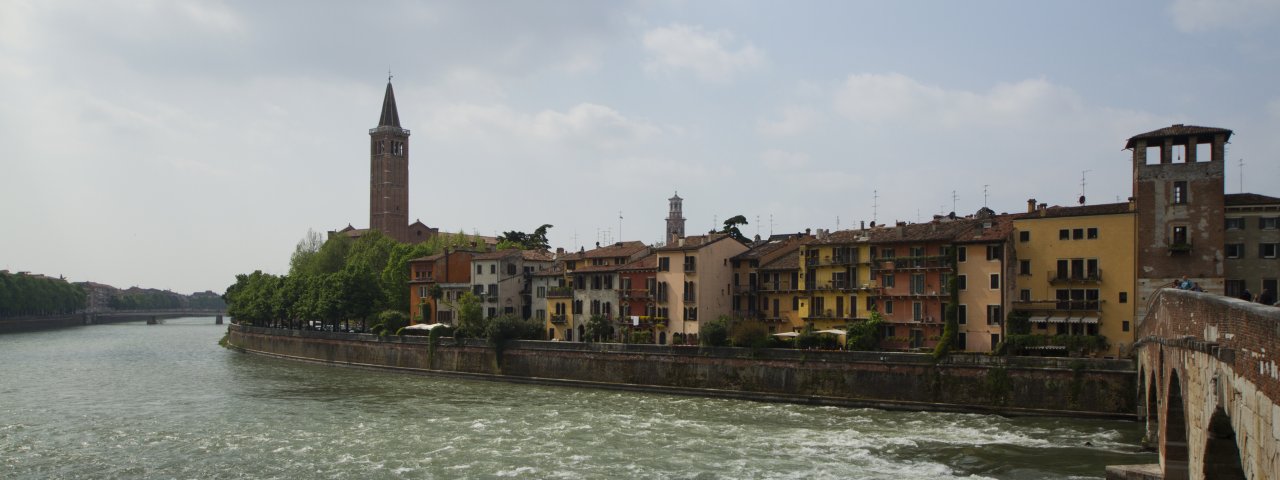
496;224;554;250
846;311;883;351
700;316;731;346
584;314;613;342
719;215;749;244
455;291;484;338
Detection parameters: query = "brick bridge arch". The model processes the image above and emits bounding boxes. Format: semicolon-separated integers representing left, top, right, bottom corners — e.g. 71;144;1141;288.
1126;289;1278;479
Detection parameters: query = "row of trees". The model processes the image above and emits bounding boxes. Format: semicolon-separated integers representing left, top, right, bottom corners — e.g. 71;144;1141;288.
108;289;185;310
225;229;488;330
0;271;86;318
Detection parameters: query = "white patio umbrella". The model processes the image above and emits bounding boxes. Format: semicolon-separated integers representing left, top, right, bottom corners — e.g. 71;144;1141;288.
815;329;847;335
403;323;448;331
772;332;800;337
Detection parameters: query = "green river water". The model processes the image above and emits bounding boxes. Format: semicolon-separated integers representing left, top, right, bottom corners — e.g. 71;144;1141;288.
0;317;1155;479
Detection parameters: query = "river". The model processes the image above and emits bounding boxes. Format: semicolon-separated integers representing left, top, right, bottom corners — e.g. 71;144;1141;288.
0;317;1154;479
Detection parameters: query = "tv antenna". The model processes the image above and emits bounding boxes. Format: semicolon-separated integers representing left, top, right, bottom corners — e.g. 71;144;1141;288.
1238;159;1245;193
872;190;879;223
1080;170;1091;204
983;185;990;208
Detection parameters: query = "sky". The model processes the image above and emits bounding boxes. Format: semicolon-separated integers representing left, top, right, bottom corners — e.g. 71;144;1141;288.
2;0;1279;294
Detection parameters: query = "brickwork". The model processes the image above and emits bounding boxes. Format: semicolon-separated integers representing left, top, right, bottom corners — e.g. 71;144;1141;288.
1132;288;1280;479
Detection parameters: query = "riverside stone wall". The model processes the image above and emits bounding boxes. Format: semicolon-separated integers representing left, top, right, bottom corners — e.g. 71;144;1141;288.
228;324;1137;418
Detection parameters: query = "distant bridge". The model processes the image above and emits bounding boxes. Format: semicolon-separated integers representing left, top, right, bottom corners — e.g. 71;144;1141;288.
89;309;228;325
1109;289;1279;479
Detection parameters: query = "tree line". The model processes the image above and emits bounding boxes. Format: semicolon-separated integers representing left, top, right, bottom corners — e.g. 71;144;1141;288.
0;271;86;318
224;229;486;331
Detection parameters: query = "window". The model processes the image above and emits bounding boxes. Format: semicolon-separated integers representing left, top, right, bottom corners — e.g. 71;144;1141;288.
957;275;967;290
658;257;670;271
537;309;545;321
536;286;546;298
1261;243;1279;259
986;245;1002;260
792;296;799;310
1226;244;1244;259
989;273;1000;289
884;300;894;314
1172;181;1188;204
991;334;1001;348
487;307;496;318
957;333;967;350
1072;228;1084;240
910;274;925;294
507;263;517;275
476;264;482;274
1225;218;1245;230
1019;289;1031;302
1019;231;1030;242
1119;292;1128;304
1171;225;1189;245
683;256;696;272
1019;260;1031;275
986;305;1001;325
883;274;896;288
912;302;923;321
1262;217;1279;230
1225;279;1245;298
490;264;496;274
956;247;967;262
957;304;967;324
1122;320;1130;332
1087;228;1098;239
1059;229;1069;240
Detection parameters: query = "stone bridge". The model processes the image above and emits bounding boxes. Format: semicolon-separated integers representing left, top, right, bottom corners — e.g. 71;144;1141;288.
1111;289;1279;479
90;309;228;325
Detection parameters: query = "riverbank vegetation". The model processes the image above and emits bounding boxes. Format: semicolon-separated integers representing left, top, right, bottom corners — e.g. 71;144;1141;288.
224;229;485;331
0;271;85;318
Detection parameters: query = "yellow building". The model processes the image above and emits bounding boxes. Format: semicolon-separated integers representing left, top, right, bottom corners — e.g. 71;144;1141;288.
758;250;804;332
798;229;873;332
729;234;808;332
1012;201;1137;358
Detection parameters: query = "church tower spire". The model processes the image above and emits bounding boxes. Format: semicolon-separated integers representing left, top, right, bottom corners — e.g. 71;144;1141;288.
369;78;411;242
665;191;685;243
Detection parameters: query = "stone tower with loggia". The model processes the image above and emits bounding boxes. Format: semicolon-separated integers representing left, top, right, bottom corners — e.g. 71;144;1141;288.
1126;124;1231;320
369;80;411;243
666;192;686;243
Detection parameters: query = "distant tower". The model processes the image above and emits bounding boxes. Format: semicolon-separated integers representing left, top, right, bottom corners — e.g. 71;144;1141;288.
1128;124;1231;312
665;192;686;243
369;79;411;243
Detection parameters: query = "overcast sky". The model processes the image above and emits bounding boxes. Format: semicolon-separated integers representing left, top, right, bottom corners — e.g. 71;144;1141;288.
2;0;1279;294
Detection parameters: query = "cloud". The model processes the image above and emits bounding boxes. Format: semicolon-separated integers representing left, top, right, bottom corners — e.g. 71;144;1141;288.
642;23;764;82
757;105;820;136
832;73;1088;129
759;149;810;170
424;102;661;151
1168;0;1280;32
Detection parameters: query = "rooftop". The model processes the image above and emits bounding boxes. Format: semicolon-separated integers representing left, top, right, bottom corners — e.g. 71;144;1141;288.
1226;193;1280;206
1016;202;1133;220
1125;124;1232;149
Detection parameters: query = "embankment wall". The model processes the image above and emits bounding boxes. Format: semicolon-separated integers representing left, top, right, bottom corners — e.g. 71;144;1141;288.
228;324;1138;418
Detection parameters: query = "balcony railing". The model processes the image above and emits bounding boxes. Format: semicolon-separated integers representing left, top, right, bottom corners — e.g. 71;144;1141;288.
871;255;951;271
732;284;756;295
620;289;653;300
547;286;573;298
684;263;697;273
1169;243;1192;254
550;315;567;324
758;281;795;292
1048;269;1103;284
803;310;858;321
732;310;763;320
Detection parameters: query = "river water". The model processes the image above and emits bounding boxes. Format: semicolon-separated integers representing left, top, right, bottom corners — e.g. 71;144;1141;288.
0;317;1155;479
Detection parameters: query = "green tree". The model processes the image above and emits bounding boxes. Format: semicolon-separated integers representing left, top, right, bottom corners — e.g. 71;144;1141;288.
496;224;554;250
584;314;613;342
846;311;883;351
455;291;484;338
719;215;750;244
700;316;731;346
729;320;770;348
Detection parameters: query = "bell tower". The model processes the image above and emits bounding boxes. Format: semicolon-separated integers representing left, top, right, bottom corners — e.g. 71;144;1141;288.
665;192;685;243
369;78;410;243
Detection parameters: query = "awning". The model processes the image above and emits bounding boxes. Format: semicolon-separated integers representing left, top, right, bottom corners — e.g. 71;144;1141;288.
1045;315;1067;323
1029;316;1049;324
815;329;847;335
772;332;800;337
1075;316;1099;324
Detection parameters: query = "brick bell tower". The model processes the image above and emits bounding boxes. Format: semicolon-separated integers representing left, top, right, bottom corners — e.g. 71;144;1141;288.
369;78;410;243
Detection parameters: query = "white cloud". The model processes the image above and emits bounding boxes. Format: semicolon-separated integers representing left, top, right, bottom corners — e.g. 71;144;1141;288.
424;102;661;151
757;106;820;136
642;23;764;82
1169;0;1280;32
759;149;810;170
832;73;1093;129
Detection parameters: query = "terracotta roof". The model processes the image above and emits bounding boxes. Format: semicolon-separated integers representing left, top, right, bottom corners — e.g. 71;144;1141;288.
657;233;736;251
865;219;976;244
808;229;872;245
521;250;555;262
760;250;800;271
733;234;805;261
576;241;649;259
472;249;521;261
408;253;446;263
532;265;566;277
1226;193;1280;206
1015;202;1133;220
1125;124;1232;149
619;253;658;271
954;215;1017;244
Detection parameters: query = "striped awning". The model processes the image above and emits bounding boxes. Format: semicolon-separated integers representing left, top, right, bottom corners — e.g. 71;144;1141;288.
1029;316;1049;324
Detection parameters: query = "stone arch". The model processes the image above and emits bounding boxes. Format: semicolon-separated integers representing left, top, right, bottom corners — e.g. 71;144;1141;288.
659;331;666;345
1145;369;1159;450
1202;406;1245;479
1164;369;1189;480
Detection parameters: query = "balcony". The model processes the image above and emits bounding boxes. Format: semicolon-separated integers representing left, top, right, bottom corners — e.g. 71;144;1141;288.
732;310;763;320
1169;243;1192;254
620;289;653;300
550;315;567;324
1048;269;1103;285
803;310;858;321
871;255;951;272
759;281;795;292
547;286;573;298
683;263;697;273
732;284;757;295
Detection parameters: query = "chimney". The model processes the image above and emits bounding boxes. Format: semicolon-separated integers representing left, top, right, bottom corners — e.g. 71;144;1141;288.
1038;203;1048;217
556;247;565;255
860;220;866;230
1128;196;1137;211
805;228;811;235
1027;198;1037;214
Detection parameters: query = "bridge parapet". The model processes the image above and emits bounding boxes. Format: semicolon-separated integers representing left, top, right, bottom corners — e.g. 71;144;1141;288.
1123;288;1280;480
